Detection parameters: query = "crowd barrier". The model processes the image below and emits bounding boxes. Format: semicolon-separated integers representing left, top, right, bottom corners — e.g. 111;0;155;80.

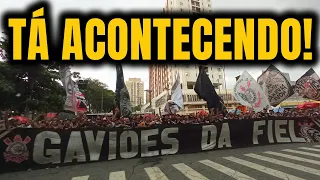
1;117;320;173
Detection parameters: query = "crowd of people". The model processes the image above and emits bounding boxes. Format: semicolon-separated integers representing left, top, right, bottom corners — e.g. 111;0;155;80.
4;107;320;130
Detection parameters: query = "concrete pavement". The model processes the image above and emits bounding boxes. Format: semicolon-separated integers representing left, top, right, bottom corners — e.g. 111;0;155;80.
1;143;320;180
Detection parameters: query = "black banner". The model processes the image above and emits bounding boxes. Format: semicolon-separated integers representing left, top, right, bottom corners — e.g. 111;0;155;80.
1;118;320;173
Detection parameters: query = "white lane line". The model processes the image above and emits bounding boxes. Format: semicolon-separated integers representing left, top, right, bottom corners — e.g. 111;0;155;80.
224;156;304;180
245;153;320;176
109;171;126;180
313;145;320;148
199;159;256;180
282;149;320;158
144;167;169;180
172;163;209;180
264;151;320;165
71;176;89;180
299;147;320;152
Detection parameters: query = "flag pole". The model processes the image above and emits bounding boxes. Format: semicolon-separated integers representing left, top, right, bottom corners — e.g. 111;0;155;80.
223;65;228;107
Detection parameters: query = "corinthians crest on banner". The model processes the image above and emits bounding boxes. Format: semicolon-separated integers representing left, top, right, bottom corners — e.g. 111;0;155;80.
3;135;31;164
233;70;270;112
257;65;294;106
294;68;320;101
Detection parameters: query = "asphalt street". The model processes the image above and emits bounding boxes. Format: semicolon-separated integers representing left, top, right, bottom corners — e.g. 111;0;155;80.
2;143;320;180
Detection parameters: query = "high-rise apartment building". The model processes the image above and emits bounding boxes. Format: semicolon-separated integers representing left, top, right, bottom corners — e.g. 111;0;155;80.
125;78;144;107
143;0;236;114
164;0;212;14
149;64;225;99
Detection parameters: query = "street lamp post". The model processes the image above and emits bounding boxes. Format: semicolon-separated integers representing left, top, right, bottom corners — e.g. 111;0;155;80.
222;65;229;107
101;88;104;113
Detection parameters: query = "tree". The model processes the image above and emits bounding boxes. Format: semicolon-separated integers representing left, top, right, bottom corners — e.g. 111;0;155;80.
77;78;115;113
0;32;65;114
133;105;142;112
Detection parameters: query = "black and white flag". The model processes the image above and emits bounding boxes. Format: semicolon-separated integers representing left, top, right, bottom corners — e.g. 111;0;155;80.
59;65;75;112
115;64;132;117
294;68;320;101
257;65;294;106
163;73;183;115
194;66;224;110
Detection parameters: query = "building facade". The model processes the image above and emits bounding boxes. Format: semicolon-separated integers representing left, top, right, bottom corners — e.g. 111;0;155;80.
148;64;227;114
149;64;225;99
125;78;144;107
145;0;229;114
164;0;212;13
141;88;241;115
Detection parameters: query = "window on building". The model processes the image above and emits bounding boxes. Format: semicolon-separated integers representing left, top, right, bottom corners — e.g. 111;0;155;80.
186;72;189;77
208;4;211;7
181;8;183;11
180;2;183;5
219;75;222;79
217;68;221;72
191;0;200;6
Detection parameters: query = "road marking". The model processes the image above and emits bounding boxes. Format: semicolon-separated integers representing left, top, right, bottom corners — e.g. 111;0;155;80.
264;151;320;165
224;156;304;180
172;163;209;180
298;147;320;152
144;167;169;180
109;171;126;180
71;176;89;180
199;159;256;180
245;153;320;176
314;145;320;148
282;149;320;158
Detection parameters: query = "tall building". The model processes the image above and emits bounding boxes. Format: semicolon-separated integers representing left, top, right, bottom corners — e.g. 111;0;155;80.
125;78;144;107
164;0;212;13
146;90;151;103
143;0;235;114
149;64;225;99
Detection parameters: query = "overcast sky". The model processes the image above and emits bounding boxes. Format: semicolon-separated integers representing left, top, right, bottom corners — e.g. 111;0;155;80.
1;0;319;92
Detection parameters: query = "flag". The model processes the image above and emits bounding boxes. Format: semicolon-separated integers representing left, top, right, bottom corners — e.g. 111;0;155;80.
73;83;88;112
59;65;75;112
115;64;132;117
171;73;184;109
294;68;320;100
194;66;224;110
234;70;270;112
163;100;180;115
163;74;184;115
257;65;294;106
59;65;88;113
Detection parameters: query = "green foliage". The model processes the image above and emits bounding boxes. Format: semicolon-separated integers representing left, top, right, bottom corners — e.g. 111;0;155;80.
78;78;115;113
0;61;65;113
133;105;142;112
0;33;114;114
